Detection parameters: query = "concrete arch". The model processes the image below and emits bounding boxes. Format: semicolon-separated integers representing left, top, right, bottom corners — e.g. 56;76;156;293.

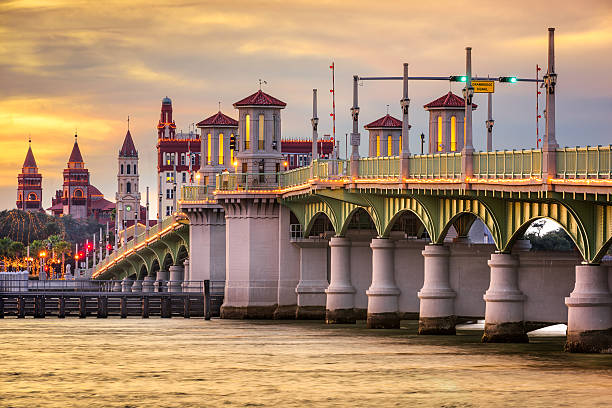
176;245;188;265
304;211;336;237
338;206;377;236
162;252;174;271
376;196;435;239
138;264;148;279
150;259;160;279
303;201;340;236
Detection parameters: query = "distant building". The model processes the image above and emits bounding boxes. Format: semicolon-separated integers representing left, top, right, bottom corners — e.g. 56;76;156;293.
281;138;335;169
16;141;43;212
48;135;114;223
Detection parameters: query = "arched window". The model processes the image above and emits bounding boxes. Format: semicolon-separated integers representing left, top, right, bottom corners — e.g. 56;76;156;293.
437;116;443;152
133;164;137;174
258;114;265;150
450;116;457;151
120;164;124;174
387;135;393;156
399;135;402;154
73;189;83;198
207;133;212;164
219;133;224;165
28;192;37;201
230;133;234;165
245;114;250;149
126;164;130;174
126;182;131;193
376;135;380;157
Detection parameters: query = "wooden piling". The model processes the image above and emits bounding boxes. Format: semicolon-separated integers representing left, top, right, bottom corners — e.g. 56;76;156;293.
0;297;4;319
79;296;87;318
120;296;128;318
161;296;171;318
58;296;66;318
204;280;211;321
141;296;149;318
17;296;25;318
34;295;46;318
97;296;108;318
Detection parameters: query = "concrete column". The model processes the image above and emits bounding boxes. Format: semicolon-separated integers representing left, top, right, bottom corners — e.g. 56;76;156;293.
155;270;169;292
112;280;122;292
169;265;184;293
367;238;400;329
142;276;155;292
418;244;456;334
325;237;355;324
295;239;328;319
565;264;612;353
121;278;133;293
482;253;528;343
131;279;143;292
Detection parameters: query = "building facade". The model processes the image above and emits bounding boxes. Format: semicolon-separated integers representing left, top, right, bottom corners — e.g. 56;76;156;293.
16;142;43;212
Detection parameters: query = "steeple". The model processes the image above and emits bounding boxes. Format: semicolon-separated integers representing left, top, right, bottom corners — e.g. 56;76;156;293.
22;140;38;170
17;139;43;212
68;134;84;166
119;130;138;157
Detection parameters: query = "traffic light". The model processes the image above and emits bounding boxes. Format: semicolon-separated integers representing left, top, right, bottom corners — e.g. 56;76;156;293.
229;134;236;150
449;75;467;82
499;76;518;83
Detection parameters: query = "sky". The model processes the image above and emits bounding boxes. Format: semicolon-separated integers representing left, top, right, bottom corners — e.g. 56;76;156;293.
1;0;611;215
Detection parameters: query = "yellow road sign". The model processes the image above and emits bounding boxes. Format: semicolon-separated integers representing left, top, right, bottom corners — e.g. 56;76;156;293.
472;80;494;93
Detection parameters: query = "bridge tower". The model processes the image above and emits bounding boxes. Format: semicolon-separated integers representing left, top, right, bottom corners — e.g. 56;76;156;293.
116;128;140;230
364;114;402;157
16;140;43;212
233;89;286;184
196;110;238;190
424;92;476;154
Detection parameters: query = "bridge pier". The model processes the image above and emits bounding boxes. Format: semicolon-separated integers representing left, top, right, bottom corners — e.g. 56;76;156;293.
142;276;155;292
482;253;528;343
418;244;456;334
367;238;400;329
131;279;143;292
142;296;149;318
121;277;133;292
326;237;356;324
155;270;169;292
295;239;328;320
565;264;612;353
168;265;184;292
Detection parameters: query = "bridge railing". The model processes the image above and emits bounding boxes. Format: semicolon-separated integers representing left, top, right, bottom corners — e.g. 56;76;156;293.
281;165;311;188
181;185;212;202
473;149;542;179
409;153;462;178
556;146;612;179
216;172;283;191
358;156;400;179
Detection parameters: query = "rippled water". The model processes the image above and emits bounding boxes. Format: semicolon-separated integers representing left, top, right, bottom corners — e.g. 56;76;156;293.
1;318;611;407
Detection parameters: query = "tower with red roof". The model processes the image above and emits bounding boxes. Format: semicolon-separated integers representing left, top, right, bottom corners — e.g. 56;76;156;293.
16;140;43;212
116;128;141;229
423;92;477;154
196;110;238;189
233;89;285;184
62;134;89;218
364;114;403;157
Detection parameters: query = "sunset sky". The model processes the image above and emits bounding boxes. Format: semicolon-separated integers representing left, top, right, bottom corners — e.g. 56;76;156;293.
1;0;611;214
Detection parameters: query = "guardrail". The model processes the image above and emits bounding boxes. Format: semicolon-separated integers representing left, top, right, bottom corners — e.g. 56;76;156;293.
409;153;462;178
473;149;542;178
181;185;212;202
358;156;400;179
556;146;612;179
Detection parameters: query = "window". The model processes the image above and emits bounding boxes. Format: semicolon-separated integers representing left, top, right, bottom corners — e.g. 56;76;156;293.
127;164;131;174
133;164;137;174
464;116;467;146
219;133;224;165
258;114;264;150
166;172;174;182
27;192;37;201
182;172;186;183
290;155;294;166
230;148;234;166
399;135;402;154
120;164;124;174
73;189;83;198
166;206;172;216
207;133;212;164
181;153;185;166
437;116;443;151
166;189;174;199
387;135;392;156
245;114;250;149
376;135;380;157
191;154;196;166
126;182;131;193
450;116;457;151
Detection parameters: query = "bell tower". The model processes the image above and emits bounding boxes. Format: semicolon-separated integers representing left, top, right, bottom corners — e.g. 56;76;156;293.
16;139;43;212
116;126;140;229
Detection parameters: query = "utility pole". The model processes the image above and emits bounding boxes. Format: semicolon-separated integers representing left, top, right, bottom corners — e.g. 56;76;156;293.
461;47;475;177
486;91;494;151
311;89;319;178
420;133;425;155
400;63;411;178
542;27;558;180
146;186;150;236
350;75;360;179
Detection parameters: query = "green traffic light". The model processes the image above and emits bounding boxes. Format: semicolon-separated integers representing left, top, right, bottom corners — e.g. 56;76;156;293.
450;75;467;82
499;76;518;83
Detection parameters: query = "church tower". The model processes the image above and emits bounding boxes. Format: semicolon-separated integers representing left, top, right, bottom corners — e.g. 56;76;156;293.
16;140;43;212
116;128;140;229
63;135;89;219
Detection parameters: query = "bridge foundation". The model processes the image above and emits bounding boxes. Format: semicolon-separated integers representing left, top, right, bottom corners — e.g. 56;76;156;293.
155;270;169;292
121;278;133;293
482;253;528;343
367;238;400;329
295;239;328;320
131;279;143;292
418;244;456;334
169;265;184;292
565;264;612;353
326;237;356;324
142;276;154;292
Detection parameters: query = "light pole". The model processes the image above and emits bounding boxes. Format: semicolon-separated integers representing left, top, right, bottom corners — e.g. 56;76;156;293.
420;133;425;155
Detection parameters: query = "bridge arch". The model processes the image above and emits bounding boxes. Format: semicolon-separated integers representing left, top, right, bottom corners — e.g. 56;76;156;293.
304;212;335;238
176;245;188;265
138;264;148;279
377;196;435;239
339;207;378;237
303;201;340;237
162;253;174;271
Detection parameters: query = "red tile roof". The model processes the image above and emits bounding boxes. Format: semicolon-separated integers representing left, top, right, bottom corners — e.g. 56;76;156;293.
196;111;239;127
47;202;63;211
119;130;138;157
364;114;402;129
424;91;477;109
68;139;84;163
89;197;114;211
22;146;37;168
234;90;286;108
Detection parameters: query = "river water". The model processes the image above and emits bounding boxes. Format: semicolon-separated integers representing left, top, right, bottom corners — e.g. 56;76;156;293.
1;318;611;407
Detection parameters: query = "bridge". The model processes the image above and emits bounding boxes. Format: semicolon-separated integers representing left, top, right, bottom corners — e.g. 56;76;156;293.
93;28;612;353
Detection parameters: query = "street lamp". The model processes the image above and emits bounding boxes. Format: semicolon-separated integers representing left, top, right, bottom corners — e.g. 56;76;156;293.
420;133;425;154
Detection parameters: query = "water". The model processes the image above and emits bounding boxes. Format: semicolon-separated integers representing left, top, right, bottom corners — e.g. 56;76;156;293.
1;319;611;407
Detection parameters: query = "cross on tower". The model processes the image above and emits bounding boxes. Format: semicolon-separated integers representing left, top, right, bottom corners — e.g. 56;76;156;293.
127;115;130;130
258;79;267;90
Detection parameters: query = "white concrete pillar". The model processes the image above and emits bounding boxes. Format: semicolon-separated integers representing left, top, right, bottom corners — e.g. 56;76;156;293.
169;265;184;292
565;264;612;353
131;279;143;292
112;280;122;292
121;277;133;293
325;236;356;323
367;238;400;329
295;239;328;319
142;276;155;293
482;253;528;343
418;244;456;334
155;270;169;292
